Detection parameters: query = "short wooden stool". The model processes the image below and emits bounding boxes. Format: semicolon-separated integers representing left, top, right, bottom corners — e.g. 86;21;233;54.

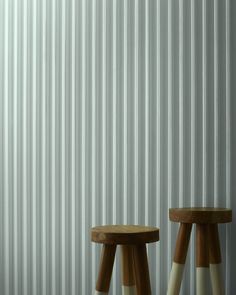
167;207;232;295
91;225;159;295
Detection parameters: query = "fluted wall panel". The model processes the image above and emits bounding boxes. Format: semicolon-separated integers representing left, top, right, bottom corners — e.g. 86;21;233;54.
0;0;235;294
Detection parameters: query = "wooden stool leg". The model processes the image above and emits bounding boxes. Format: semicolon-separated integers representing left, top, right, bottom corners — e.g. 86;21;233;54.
95;244;116;294
196;224;210;295
208;224;225;295
167;223;192;295
121;245;136;295
133;244;151;295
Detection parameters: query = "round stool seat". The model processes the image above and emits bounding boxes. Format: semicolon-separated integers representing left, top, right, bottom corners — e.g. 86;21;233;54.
91;225;159;245
169;207;232;224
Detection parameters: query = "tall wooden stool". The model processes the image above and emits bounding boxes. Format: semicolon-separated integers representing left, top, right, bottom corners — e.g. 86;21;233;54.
167;207;232;295
91;225;159;295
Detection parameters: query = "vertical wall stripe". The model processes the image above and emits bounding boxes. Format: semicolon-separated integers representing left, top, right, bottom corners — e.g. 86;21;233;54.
0;0;234;294
225;0;231;293
144;0;149;225
91;0;96;229
190;0;196;207
112;0;117;224
22;0;28;293
214;0;219;206
156;0;161;292
225;0;231;208
32;0;37;293
71;0;76;292
134;0;139;224
123;0;128;225
190;1;196;294
81;0;86;293
167;0;173;275
51;0;56;291
42;0;47;291
60;0;66;293
4;0;9;293
112;2;117;293
202;0;207;205
179;0;184;207
91;0;96;289
13;0;19;293
102;0;107;225
0;0;2;284
0;0;3;291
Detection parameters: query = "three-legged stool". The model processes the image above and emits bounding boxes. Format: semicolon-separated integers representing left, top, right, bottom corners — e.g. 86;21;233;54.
91;225;159;295
167;207;232;295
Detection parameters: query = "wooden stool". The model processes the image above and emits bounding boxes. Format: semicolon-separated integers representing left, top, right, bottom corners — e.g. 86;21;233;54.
91;225;159;295
167;207;232;295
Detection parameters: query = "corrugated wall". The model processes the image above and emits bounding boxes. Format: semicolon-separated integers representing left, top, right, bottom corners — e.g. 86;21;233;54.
0;0;235;294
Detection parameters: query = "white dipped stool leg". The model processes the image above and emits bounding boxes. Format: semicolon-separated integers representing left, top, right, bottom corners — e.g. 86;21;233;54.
121;245;136;295
196;267;210;295
196;224;209;295
209;264;224;295
167;263;184;295
209;224;225;295
167;223;192;295
122;286;136;295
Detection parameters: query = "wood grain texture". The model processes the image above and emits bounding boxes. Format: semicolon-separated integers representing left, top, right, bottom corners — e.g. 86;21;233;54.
95;244;116;292
169;207;232;224
196;224;209;267
121;245;135;287
91;225;159;245
173;223;192;264
133;244;151;295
